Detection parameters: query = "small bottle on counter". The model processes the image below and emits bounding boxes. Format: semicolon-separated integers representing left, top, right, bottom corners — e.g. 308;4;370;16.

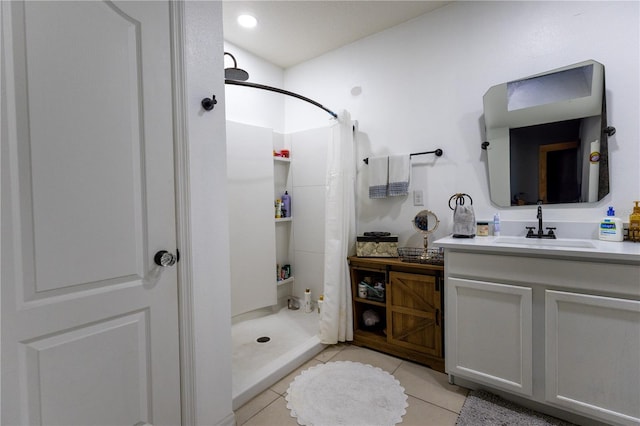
304;288;312;313
629;201;640;242
493;213;501;236
317;295;324;315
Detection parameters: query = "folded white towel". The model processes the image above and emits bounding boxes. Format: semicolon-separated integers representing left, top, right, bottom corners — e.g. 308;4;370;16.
368;156;388;199
388;155;410;196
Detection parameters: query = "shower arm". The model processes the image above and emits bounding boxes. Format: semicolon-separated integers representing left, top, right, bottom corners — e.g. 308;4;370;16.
225;79;338;119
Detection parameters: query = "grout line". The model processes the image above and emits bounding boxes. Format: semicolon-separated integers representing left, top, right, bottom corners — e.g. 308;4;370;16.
402;389;468;416
240;395;285;426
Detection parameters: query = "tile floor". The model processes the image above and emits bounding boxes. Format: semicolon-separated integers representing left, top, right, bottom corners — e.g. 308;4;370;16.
234;343;469;425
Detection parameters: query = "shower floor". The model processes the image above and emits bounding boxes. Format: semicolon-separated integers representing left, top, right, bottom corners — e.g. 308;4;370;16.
231;306;325;409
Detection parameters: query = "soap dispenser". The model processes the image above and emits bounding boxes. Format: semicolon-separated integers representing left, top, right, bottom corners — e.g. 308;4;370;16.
629;201;640;242
599;206;623;242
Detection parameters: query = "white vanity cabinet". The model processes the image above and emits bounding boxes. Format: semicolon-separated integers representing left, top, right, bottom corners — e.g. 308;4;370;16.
545;290;640;425
438;238;640;426
447;277;533;396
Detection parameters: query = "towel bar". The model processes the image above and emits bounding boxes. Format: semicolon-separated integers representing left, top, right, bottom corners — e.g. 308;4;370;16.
363;149;443;164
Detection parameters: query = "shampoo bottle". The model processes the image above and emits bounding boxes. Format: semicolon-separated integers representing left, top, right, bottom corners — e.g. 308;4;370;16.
599;207;623;242
281;191;291;218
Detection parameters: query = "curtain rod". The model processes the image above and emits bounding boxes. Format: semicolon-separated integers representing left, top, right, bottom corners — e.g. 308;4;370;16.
362;149;443;164
225;79;338;119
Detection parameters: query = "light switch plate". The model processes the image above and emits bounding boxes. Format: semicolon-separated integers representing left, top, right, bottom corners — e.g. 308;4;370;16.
413;190;424;206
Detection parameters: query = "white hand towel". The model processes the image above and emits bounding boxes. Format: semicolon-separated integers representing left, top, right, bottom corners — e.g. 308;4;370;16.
388;155;410;196
368;156;388;199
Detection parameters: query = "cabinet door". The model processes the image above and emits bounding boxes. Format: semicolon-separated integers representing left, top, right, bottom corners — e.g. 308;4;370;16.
446;278;533;396
387;272;441;357
546;290;640;426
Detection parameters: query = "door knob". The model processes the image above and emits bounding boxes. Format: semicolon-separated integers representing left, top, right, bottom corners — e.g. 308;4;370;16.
154;250;178;267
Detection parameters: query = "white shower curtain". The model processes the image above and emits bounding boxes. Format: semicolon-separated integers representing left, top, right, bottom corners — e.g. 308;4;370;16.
320;110;356;344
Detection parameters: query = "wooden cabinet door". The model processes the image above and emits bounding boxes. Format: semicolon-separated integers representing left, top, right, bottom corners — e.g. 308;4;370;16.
387;271;442;357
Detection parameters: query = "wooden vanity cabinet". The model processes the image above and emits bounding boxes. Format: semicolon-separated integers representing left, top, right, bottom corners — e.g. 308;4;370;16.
348;256;444;373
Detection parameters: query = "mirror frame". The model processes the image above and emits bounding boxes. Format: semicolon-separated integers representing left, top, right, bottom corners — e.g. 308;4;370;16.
483;60;613;207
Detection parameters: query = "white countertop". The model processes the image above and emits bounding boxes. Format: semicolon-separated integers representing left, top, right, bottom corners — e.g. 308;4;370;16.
434;235;640;264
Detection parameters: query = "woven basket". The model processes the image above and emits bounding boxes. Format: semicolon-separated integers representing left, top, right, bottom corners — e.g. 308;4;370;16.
397;247;444;265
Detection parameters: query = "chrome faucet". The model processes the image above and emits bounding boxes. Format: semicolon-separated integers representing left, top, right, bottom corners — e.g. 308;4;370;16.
526;202;557;239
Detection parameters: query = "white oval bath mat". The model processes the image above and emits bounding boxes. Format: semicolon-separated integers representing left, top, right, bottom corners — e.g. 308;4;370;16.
285;360;408;426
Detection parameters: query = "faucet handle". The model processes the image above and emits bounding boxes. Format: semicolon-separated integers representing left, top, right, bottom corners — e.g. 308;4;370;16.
546;227;557;238
526;226;535;237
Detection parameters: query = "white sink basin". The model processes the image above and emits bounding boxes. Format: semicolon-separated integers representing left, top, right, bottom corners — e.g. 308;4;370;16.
493;236;597;249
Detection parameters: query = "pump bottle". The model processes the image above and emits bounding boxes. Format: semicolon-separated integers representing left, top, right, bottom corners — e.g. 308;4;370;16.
599;207;623;242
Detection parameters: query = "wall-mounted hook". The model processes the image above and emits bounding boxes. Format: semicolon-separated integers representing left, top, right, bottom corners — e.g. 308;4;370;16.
604;126;616;136
481;141;490;150
201;95;217;111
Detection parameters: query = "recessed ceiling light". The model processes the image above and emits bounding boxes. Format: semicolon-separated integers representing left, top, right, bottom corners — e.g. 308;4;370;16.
237;14;257;29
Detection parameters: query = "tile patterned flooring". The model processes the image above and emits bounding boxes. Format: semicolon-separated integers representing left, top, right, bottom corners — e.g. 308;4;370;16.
234;344;469;425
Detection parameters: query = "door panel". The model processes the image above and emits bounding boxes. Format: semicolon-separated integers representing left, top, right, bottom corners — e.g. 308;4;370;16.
23;312;150;425
2;2;180;425
546;290;640;425
387;271;441;356
446;277;533;396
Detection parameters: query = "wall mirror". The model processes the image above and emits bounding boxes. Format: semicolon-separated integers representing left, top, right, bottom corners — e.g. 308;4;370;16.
482;60;614;207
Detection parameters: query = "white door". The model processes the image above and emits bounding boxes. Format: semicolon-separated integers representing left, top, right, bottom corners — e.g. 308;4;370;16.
1;2;181;425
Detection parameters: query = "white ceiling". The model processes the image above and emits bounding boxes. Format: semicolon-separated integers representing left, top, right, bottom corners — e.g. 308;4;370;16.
223;1;452;69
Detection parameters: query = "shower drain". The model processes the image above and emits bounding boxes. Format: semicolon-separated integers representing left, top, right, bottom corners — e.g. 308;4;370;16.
256;336;270;343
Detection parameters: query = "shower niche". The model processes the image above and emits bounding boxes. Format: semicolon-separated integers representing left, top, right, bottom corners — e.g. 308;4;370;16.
274;153;295;301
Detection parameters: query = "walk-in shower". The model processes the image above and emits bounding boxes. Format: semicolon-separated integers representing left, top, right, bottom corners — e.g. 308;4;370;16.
224;57;338;408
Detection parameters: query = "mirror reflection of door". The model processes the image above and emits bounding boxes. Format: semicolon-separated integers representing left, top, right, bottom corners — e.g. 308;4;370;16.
483;60;610;207
539;141;579;203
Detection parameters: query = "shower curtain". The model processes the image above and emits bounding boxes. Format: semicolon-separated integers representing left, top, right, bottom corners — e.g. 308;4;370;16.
320;110;356;344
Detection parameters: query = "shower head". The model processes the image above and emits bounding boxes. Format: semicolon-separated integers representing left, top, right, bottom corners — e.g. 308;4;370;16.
224;52;249;81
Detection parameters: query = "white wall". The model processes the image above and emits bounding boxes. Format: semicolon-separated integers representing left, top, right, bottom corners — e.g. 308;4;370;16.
183;2;234;424
290;127;331;301
284;1;640;246
226;122;277;317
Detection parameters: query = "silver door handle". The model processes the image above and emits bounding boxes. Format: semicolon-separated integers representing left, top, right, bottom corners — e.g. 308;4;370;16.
154;250;178;267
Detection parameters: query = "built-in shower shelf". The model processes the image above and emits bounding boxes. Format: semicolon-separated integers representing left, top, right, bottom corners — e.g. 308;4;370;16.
277;277;294;286
275;217;292;223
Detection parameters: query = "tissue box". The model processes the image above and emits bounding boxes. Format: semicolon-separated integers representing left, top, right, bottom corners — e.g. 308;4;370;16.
356;235;399;257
